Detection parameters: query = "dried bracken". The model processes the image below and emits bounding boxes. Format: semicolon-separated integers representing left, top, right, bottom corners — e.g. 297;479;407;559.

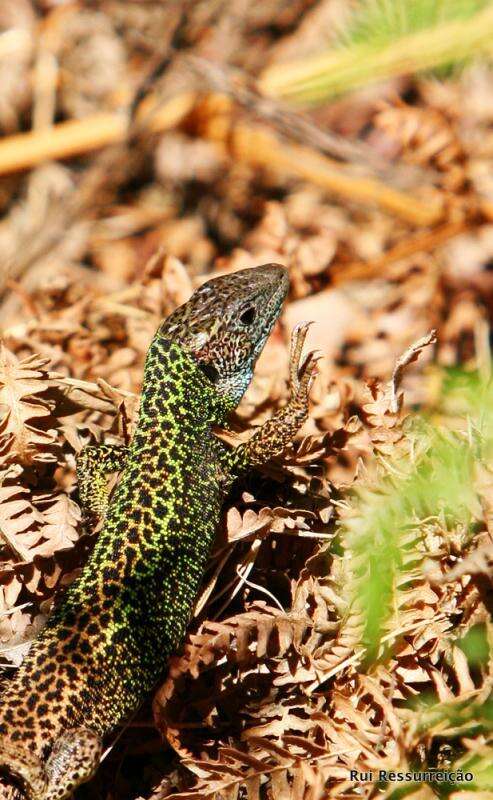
1;2;493;799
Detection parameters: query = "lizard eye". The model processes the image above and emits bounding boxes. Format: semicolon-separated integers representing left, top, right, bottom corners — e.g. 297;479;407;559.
239;305;256;326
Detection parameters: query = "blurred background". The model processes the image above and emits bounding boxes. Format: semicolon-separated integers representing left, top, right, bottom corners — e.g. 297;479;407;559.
1;0;493;381
2;1;493;799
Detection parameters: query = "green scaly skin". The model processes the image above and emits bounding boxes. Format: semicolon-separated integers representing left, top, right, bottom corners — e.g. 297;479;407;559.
0;264;316;800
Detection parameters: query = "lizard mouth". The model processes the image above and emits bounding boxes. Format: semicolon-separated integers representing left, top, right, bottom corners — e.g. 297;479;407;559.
251;263;290;338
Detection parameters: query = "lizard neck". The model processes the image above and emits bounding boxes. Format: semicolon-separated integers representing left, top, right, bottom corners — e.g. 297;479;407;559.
138;336;231;432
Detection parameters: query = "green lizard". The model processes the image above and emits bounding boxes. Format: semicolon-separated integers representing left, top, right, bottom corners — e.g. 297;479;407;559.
0;264;317;800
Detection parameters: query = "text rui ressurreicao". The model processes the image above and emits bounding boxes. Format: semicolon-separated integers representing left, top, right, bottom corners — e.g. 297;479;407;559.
350;770;474;784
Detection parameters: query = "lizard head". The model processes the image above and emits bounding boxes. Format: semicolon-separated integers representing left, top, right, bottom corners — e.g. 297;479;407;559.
160;263;289;406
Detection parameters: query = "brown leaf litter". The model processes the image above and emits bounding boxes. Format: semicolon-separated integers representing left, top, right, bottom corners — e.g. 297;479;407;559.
1;3;493;799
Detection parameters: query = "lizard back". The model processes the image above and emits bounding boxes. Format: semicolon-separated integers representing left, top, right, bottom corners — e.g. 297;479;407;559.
0;341;229;754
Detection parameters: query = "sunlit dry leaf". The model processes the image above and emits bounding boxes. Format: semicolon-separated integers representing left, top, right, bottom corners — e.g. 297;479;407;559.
0;346;58;465
36;493;81;554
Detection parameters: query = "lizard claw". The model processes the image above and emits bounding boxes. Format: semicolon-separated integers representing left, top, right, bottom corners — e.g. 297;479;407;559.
288;322;321;399
289;321;315;390
297;350;321;397
290;320;314;355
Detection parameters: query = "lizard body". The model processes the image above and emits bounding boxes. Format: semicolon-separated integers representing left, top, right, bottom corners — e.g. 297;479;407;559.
0;264;316;800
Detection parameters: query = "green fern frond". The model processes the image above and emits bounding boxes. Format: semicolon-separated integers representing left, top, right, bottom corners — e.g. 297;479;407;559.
339;369;493;665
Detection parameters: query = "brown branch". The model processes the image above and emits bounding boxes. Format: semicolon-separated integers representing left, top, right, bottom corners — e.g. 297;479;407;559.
0;94;197;176
184;57;398;175
330;219;469;285
0;88;442;226
197;96;444;226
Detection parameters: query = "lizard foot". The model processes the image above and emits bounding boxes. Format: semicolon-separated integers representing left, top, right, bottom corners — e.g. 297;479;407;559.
0;729;101;800
0;741;45;800
43;728;101;800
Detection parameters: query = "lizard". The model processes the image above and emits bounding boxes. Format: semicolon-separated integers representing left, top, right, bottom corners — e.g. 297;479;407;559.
0;263;317;800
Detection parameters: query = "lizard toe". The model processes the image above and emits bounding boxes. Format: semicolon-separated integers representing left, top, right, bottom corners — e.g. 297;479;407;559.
43;728;101;800
0;741;46;800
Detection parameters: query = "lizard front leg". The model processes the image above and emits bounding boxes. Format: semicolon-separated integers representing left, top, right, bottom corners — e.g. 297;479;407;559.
229;322;318;476
76;444;128;523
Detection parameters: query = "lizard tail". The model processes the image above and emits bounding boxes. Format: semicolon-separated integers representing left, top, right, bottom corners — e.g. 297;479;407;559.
0;742;46;800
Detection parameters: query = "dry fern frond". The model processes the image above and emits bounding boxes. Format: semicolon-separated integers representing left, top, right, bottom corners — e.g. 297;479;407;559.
0;531;95;601
0;347;59;466
162;738;347;800
0;483;45;561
